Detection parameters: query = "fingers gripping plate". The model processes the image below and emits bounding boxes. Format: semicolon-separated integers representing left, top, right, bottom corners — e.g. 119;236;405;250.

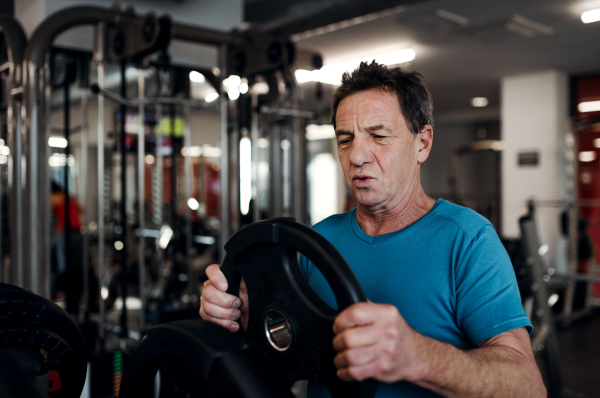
221;218;378;398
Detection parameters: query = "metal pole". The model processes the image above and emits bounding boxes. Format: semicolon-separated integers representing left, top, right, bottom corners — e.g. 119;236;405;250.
64;69;72;299
7;95;23;287
183;105;192;292
23;61;42;295
94;22;106;340
251;93;260;222
42;59;51;299
80;83;89;319
169;104;177;231
270;122;282;218
119;60;128;341
137;68;146;332
218;44;229;262
282;124;291;217
0;17;27;287
291;110;306;224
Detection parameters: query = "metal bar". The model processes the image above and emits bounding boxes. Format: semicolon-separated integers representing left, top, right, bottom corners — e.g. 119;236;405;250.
0;16;27;86
519;215;563;397
183;105;192;292
9;98;23;287
22;6;130;297
551;273;600;283
24;7;128;69
95;21;106;340
50;124;87;134
92;85;221;108
218;44;229;262
270;123;282;217
250;93;260;222
119;60;128;340
291;112;306;224
155;104;163;225
171;22;238;46
259;106;315;118
42;60;51;298
169;104;177;230
80;85;89;319
23;62;41;294
137;68;146;333
282;125;291;216
64;67;72;292
1;17;27;288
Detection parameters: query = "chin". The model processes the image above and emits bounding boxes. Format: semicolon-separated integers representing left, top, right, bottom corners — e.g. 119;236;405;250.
354;194;384;209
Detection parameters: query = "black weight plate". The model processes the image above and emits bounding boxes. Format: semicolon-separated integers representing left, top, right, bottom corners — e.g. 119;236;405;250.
0;283;87;396
119;319;277;398
221;218;378;398
0;320;85;397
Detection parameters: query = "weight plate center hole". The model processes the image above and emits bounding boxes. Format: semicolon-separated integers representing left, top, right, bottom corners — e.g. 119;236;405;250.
264;310;292;352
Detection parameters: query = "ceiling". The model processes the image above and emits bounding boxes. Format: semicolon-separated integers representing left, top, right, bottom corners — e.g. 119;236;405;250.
246;0;600;122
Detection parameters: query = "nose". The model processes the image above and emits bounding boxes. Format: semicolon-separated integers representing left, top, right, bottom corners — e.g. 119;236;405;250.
348;136;371;168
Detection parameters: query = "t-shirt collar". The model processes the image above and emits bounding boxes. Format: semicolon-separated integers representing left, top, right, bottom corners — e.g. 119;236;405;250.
351;199;444;244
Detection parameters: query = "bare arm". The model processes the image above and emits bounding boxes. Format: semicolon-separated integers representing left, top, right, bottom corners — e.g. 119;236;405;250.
411;327;545;398
333;303;546;398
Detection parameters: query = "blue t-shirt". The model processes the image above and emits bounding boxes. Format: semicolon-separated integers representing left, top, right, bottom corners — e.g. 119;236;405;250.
299;199;532;398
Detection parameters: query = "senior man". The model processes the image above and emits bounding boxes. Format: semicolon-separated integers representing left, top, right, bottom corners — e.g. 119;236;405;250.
200;61;546;397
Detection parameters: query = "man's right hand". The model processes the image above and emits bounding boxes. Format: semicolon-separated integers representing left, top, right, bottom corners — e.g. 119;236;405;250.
199;264;249;332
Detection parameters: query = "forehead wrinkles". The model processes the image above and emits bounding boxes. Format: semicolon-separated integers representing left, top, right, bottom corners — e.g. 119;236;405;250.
336;91;401;131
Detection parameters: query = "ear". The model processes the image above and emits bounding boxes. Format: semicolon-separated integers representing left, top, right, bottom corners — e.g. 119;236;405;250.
416;125;433;164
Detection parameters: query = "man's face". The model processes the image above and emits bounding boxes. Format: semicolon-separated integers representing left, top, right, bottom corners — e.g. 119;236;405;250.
335;88;430;211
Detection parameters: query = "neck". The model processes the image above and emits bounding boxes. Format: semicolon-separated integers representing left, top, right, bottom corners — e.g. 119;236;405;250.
355;184;436;236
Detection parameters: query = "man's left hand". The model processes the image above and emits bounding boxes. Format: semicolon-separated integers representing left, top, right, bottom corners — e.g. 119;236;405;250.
332;302;426;383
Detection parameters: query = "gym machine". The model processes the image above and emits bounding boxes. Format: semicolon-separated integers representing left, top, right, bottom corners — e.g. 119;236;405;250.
519;212;563;398
0;15;26;288
2;4;324;396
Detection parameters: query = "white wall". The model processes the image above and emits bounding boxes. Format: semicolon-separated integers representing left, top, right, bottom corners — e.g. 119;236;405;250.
501;70;569;271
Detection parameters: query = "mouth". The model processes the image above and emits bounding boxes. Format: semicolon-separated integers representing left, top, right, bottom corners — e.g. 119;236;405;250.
352;175;373;186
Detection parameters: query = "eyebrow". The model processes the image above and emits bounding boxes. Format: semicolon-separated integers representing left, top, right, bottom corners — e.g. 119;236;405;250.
335;124;392;137
364;124;392;134
335;129;353;137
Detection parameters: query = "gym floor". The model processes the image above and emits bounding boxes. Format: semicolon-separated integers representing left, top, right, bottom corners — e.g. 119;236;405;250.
557;311;600;397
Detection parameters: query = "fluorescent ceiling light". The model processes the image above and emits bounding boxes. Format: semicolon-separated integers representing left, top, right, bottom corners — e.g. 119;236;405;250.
205;92;219;103
239;82;249;94
159;226;173;249
181;146;202;157
189;71;205;83
280;139;291;150
578;100;600;113
470;97;489;107
228;88;240;100
49;136;68;148
202;146;222;157
306;124;336;140
223;75;241;88
295;48;416;85
257;138;269;148
252;82;269;94
145;154;155;164
0;146;9;156
582;9;600;24
578;151;597;162
594;138;600;148
187;197;200;211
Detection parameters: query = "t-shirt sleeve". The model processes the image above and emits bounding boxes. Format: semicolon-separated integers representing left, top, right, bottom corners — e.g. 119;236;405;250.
455;225;533;346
